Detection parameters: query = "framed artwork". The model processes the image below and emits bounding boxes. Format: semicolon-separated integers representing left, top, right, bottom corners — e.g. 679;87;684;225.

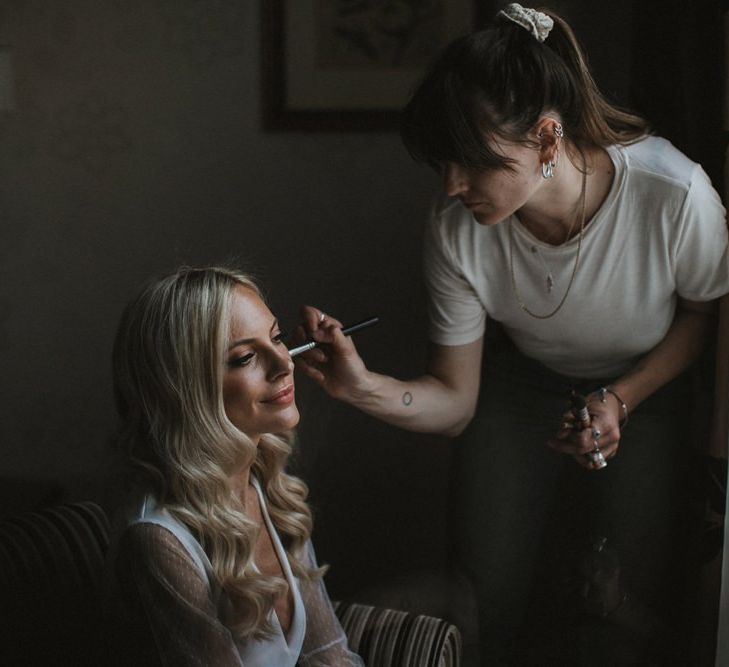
261;1;490;131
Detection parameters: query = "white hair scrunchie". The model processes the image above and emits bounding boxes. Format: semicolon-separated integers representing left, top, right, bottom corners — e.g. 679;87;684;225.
498;3;554;42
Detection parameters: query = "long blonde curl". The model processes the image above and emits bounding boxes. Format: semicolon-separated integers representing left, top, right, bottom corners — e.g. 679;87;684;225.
112;266;320;640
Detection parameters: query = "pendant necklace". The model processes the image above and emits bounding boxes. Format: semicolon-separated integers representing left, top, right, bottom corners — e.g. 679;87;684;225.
508;155;587;320
529;245;555;293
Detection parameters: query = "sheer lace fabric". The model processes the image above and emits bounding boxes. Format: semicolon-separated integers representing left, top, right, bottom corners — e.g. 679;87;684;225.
298;540;363;667
109;514;363;665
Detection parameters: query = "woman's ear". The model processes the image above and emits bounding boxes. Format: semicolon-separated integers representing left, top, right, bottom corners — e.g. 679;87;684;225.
535;117;563;164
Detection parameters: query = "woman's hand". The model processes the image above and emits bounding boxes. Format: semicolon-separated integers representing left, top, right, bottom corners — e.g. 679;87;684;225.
293;306;374;402
547;390;624;470
293;308;483;436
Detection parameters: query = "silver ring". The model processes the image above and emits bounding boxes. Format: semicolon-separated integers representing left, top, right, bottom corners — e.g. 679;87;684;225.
319;311;326;323
590;447;607;469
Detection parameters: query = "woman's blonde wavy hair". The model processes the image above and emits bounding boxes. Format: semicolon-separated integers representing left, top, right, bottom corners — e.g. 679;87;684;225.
112;266;319;640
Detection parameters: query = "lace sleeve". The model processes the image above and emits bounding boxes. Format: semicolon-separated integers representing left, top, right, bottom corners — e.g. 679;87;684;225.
114;522;243;667
297;540;364;667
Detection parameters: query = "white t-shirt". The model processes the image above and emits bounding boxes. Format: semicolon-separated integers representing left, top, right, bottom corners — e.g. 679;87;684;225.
425;136;729;378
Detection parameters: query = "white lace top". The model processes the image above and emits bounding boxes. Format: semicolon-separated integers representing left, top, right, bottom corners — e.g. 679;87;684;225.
105;478;363;666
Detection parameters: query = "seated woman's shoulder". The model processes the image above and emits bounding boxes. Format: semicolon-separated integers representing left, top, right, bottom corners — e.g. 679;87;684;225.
116;522;189;570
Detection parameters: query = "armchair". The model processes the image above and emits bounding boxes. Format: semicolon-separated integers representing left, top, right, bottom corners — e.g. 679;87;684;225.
0;501;461;666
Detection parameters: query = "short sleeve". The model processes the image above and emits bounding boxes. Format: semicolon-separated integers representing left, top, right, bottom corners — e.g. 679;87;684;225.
423;200;487;345
673;165;729;301
297;541;364;667
112;523;242;667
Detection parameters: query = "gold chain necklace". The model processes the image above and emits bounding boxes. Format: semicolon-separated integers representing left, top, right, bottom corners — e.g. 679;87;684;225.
508;158;587;320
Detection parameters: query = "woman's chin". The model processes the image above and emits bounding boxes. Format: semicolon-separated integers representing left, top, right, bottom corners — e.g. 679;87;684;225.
282;405;301;431
471;209;503;226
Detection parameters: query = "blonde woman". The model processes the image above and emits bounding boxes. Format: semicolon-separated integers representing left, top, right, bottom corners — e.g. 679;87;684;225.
105;267;362;666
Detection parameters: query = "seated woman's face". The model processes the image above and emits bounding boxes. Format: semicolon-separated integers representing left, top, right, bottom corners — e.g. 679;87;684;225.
222;285;299;443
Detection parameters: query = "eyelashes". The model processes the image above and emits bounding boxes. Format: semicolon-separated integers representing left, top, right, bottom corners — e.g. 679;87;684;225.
227;331;287;368
228;353;255;368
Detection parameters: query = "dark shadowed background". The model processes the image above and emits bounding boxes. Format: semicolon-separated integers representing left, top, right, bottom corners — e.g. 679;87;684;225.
0;0;722;607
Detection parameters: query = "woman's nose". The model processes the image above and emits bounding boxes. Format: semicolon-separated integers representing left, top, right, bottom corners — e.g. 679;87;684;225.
269;345;294;378
443;162;469;197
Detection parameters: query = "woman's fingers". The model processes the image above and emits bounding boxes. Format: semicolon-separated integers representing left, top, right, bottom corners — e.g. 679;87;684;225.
300;305;331;327
549;425;605;453
549;410;620;471
574;453;597;470
571;439;619;470
299;305;343;339
292;306;372;403
548;432;618;455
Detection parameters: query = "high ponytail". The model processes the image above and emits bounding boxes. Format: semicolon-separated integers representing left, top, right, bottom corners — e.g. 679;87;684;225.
543;11;648;148
401;5;648;171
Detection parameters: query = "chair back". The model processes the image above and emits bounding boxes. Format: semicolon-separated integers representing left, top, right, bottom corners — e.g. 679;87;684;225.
334;600;462;667
0;500;463;666
0;501;111;666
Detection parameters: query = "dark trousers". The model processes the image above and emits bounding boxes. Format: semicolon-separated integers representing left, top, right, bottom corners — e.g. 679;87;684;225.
450;336;692;666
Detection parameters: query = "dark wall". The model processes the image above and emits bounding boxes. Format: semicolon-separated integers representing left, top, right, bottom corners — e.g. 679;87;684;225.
0;1;722;602
0;0;443;599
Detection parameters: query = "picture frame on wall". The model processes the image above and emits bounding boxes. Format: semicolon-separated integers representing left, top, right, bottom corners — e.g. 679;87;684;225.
261;1;489;131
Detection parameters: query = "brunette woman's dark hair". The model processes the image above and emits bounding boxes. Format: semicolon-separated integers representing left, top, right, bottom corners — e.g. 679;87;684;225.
401;7;649;171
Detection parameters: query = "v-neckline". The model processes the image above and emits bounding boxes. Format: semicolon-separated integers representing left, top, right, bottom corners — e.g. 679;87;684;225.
249;478;297;640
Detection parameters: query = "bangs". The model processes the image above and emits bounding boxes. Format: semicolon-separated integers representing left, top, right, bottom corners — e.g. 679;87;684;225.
400;26;566;173
401;67;511;172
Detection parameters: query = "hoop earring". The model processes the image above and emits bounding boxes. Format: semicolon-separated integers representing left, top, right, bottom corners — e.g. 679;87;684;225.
542;160;555;179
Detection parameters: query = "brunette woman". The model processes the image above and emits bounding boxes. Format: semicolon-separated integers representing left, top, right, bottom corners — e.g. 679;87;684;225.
296;4;729;664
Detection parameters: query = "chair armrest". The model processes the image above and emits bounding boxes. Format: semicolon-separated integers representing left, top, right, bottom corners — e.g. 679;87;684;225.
333;600;462;667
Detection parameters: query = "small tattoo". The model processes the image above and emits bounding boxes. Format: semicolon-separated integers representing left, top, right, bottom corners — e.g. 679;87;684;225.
402;391;413;406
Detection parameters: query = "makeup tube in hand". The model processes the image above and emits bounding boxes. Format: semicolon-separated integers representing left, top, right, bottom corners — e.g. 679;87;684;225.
572;393;607;469
288;316;379;357
571;393;591;430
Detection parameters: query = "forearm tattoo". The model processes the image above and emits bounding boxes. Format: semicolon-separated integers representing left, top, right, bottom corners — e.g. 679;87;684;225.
402;391;413;406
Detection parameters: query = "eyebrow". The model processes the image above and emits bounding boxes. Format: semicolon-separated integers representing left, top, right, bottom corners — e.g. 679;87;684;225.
228;318;279;351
